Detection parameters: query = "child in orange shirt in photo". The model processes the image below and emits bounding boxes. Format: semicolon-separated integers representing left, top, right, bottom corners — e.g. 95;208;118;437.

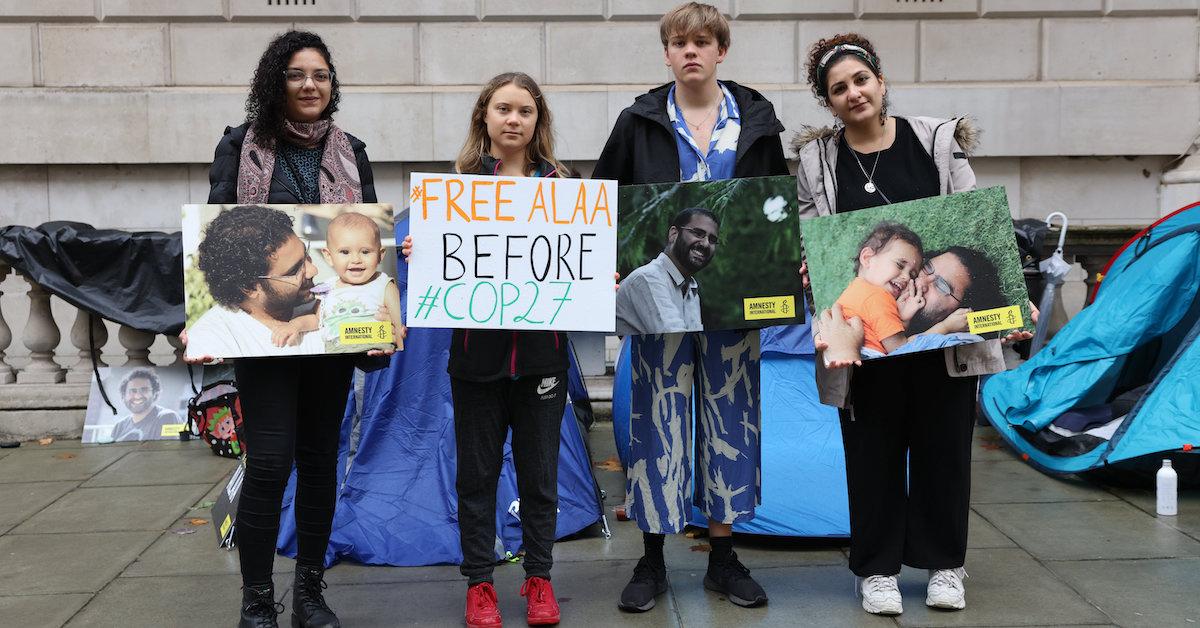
834;221;925;354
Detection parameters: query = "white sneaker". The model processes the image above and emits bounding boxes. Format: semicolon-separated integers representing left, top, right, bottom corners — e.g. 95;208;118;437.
926;568;967;610
859;574;903;615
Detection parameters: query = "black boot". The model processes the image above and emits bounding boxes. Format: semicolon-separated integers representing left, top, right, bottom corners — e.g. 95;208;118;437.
292;563;340;628
239;583;282;628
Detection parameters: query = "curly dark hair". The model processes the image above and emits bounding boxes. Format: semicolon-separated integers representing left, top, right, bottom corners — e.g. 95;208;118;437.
245;30;340;146
120;368;161;396
852;221;922;274
197;205;296;309
804;32;889;119
939;246;1006;311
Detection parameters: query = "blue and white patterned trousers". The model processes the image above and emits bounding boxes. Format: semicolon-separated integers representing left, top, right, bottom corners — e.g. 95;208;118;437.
625;330;761;534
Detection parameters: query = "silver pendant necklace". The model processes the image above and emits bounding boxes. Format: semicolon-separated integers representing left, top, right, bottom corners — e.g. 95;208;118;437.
849;141;882;194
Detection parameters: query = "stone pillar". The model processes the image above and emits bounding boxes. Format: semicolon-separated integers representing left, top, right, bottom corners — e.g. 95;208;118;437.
66;309;108;383
17;275;65;384
0;264;15;384
118;325;155;367
1160;152;1200;216
167;333;185;366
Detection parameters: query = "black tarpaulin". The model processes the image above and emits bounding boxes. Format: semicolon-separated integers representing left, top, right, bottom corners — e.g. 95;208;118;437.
0;222;185;335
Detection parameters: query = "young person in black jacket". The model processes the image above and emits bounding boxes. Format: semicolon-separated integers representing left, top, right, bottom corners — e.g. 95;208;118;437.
184;31;394;628
402;72;570;628
593;2;788;613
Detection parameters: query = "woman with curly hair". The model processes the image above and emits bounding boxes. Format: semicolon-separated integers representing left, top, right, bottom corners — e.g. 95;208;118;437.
793;33;1030;616
186;30;381;628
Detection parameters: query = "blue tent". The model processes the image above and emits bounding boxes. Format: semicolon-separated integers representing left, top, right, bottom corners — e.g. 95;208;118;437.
981;202;1200;477
275;217;605;566
612;324;848;537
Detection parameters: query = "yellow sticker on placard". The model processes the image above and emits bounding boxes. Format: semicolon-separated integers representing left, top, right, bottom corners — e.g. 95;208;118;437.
160;424;185;437
743;296;797;321
338;321;393;345
968;305;1024;334
220;514;232;539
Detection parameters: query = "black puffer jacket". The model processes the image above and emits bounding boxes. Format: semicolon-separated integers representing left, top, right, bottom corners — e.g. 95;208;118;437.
207;122;378;204
593;80;788;184
447;156;570;382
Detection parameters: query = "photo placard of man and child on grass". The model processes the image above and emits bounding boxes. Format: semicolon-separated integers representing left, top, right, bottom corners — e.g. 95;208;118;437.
182;203;401;359
615;174;806;336
801;186;1032;362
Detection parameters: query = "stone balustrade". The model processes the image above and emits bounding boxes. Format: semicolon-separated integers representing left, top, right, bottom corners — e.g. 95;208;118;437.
0;260;184;441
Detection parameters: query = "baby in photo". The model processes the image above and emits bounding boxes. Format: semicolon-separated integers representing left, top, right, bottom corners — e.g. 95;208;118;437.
272;212;402;352
834;221;926;355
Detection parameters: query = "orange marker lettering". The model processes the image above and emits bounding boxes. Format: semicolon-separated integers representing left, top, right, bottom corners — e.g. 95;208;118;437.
471;179;493;222
495;180;515;222
420;178;442;220
591;184;612;227
444;178;468;222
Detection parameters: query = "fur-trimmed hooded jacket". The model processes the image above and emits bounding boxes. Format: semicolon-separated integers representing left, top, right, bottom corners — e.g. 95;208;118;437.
792;116;1005;408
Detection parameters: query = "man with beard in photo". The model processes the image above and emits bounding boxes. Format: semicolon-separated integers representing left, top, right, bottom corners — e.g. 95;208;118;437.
616;207;720;336
108;368;183;442
188;204;325;357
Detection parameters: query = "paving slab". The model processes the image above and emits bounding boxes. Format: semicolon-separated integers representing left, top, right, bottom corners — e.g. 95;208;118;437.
320;559;681;627
0;446;129;483
0;480;78;534
670;563;895;628
972;426;1022;462
971;460;1116;504
895;548;1109;626
1107;486;1200;541
975;500;1200;561
82;448;235;488
320;561;463;586
966;509;1015;549
10;483;212;535
1048;557;1200;628
0;531;159;595
124;515;293;578
0;593;92;628
65;572;291;628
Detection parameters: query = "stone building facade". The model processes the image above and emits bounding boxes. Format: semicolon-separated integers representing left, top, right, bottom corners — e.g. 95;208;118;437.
0;0;1198;398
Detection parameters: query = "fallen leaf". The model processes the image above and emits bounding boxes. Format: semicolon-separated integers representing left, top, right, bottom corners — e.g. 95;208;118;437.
189;518;209;526
613;505;628;521
684;528;705;539
690;543;712;552
38;437;54;446
980;442;1002;450
53;452;76;460
593;455;623;472
190;501;216;510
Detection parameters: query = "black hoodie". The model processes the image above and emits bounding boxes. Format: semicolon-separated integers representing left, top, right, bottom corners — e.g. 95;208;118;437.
593;81;788;184
446;155;571;382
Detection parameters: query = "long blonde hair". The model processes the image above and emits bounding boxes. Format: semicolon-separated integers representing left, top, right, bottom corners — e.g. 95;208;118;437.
454;72;570;177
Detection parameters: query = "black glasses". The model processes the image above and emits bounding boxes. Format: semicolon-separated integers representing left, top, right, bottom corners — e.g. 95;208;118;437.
258;243;312;286
921;261;961;304
681;226;719;246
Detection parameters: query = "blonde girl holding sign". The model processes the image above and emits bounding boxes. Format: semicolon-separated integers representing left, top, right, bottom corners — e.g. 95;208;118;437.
402;72;571;628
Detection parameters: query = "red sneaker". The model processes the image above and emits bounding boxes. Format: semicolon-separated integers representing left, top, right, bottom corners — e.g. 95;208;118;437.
520;577;560;625
466;582;502;628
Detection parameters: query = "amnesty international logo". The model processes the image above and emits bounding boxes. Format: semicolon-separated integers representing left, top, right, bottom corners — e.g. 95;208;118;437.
743;296;798;321
339;321;394;345
967;305;1025;335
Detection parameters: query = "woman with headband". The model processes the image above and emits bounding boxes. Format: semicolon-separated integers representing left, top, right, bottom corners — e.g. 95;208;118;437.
793;33;1031;617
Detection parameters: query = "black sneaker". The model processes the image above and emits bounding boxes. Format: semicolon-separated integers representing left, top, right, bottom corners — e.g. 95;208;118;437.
704;551;768;607
618;556;668;612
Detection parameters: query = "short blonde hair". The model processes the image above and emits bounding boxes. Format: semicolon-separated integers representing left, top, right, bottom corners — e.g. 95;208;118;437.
659;2;730;50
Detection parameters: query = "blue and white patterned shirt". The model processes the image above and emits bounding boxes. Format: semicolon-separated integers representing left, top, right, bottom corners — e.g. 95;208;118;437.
667;82;741;182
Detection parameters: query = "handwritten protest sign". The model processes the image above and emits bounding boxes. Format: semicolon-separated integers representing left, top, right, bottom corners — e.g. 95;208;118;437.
406;173;618;332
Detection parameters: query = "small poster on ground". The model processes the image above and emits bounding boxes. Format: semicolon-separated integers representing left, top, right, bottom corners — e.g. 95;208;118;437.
83;364;191;443
800;186;1031;362
615;175;805;335
405;173;618;332
182;204;401;359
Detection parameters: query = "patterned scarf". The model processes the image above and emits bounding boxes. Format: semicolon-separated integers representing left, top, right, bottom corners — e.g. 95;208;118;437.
236;119;363;203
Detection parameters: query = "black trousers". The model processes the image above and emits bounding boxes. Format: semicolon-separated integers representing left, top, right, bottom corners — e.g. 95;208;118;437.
839;350;977;577
452;373;566;584
233;356;355;587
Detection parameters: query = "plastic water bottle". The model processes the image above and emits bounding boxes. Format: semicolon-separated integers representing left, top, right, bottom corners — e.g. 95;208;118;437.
1157;459;1178;516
